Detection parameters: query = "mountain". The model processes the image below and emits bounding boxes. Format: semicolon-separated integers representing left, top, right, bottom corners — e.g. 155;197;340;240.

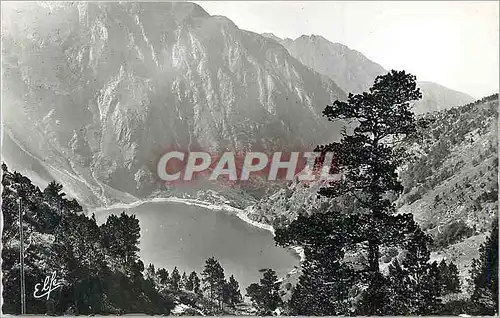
262;33;386;95
1;2;346;208
245;94;499;282
397;94;498;282
416;81;479;113
262;33;476;113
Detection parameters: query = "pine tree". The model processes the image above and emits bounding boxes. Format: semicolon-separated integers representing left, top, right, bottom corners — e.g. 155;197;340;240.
274;71;444;315
245;269;282;315
145;264;156;284
320;70;426;314
202;257;225;311
357;272;391;315
421;261;443;314
470;218;498;315
316;69;422;273
185;271;196;291
383;228;443;315
229;275;242;305
438;260;460;294
43;181;64;202
157;268;170;286
386;259;411;315
180;271;188;289
246;283;262;312
276;212;355;315
223;275;242;307
42;180;82;214
100;212;141;266
170;267;181;291
193;272;202;295
222;278;231;306
446;262;461;293
185;271;202;293
289;255;353;315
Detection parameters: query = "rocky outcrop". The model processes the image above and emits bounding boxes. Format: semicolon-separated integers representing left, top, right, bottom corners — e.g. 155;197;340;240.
2;2;346;207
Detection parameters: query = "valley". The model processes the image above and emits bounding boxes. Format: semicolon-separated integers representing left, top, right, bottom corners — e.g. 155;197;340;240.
1;1;497;315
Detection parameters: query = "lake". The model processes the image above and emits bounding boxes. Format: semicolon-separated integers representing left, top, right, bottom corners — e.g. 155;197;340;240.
95;201;299;289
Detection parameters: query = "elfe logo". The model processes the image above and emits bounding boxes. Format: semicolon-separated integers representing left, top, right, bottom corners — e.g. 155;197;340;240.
33;272;63;300
156;151;340;183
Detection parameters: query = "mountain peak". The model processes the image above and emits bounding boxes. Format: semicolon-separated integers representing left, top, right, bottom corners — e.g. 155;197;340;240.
272;33;475;111
261;32;279;39
138;2;210;18
276;34;386;94
296;34;329;43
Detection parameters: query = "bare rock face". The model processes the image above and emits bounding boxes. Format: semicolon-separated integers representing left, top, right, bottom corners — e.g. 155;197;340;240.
2;2;346;207
263;33;475;113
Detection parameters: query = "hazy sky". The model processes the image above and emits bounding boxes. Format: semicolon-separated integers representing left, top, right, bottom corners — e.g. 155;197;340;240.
196;1;499;98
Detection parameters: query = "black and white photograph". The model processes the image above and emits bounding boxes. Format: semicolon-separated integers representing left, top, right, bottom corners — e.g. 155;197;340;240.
1;1;498;316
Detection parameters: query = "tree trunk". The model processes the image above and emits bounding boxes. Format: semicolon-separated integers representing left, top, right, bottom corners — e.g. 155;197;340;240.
368;240;380;274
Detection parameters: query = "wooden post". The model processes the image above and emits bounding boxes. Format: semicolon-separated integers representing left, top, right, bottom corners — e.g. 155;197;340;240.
19;198;26;314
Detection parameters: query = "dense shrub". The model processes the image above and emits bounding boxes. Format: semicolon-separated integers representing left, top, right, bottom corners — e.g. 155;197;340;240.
434;221;475;248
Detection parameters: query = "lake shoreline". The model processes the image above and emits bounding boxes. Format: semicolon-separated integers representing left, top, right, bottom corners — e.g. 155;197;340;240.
90;196;305;263
237;207;305;262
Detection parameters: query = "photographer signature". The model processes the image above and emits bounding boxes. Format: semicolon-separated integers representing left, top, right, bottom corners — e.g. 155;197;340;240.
33;272;63;300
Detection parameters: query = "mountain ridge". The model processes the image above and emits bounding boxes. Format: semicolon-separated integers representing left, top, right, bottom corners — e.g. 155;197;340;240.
2;2;346;207
0;1;482;209
261;32;476;113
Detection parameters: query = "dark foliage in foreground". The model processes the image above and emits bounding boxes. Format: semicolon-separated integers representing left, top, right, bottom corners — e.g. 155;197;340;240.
469;218;498;315
246;269;282;315
1;164;249;315
1;163;173;315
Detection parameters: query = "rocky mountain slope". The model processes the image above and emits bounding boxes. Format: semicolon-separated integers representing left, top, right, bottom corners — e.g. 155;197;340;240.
397;94;498;283
0;2;482;212
2;2;346;208
262;33;476;113
262;33;386;94
246;94;498;282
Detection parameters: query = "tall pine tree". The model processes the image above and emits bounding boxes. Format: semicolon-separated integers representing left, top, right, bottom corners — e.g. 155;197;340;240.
157;268;169;286
170;267;181;291
437;260;461;295
185;271;196;291
223;275;242;307
318;70;427;314
275;70;444;315
246;269;282;315
202;257;225;311
470;218;498;315
180;271;188;289
275;212;355;315
316;69;422;273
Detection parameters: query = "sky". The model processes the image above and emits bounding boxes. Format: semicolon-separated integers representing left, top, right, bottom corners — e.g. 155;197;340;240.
195;1;499;98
